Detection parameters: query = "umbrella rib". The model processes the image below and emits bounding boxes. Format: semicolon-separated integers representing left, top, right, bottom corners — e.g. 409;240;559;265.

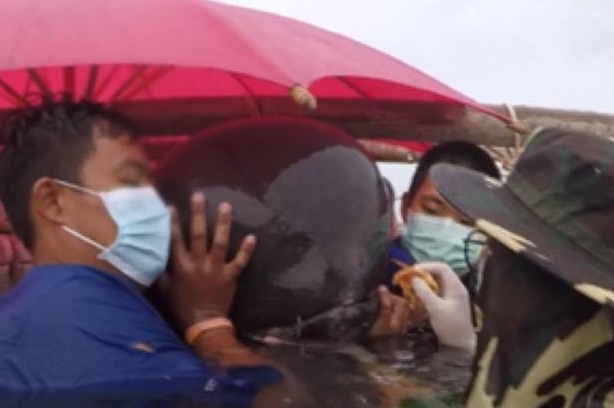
27;69;53;99
229;72;262;117
93;65;121;100
121;67;171;101
109;65;148;103
83;66;99;100
63;67;75;99
335;76;370;100
335;76;382;118
0;78;29;107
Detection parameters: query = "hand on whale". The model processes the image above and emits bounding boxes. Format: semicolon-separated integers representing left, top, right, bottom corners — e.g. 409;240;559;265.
163;192;263;366
163;192;312;406
167;193;255;331
368;286;426;337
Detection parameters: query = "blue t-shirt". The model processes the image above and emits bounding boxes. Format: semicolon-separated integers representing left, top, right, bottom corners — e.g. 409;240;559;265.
0;265;280;406
383;237;416;291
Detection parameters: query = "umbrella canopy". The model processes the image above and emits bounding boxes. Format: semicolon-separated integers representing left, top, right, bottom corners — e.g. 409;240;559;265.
0;0;509;138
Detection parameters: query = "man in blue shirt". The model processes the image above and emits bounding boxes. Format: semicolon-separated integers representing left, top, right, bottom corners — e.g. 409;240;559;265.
0;99;280;406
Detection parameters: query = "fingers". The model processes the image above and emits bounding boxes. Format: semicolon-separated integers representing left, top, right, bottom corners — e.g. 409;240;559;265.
377;285;393;311
369;287;394;337
407;307;428;328
173;197;255;282
190;192;208;260
209;202;233;267
169;206;188;272
411;277;442;313
389;296;410;332
227;234;257;277
373;289;411;335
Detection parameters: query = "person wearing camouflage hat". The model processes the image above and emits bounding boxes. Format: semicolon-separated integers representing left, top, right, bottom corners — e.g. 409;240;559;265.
426;127;614;406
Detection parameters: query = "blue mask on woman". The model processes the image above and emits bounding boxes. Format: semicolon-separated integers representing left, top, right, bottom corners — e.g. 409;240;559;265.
401;212;482;275
55;180;171;287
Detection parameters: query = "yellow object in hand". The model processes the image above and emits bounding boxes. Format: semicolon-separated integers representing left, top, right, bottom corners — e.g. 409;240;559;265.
392;260;440;311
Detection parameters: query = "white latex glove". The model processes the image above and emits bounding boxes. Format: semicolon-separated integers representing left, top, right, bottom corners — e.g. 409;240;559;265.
411;262;476;351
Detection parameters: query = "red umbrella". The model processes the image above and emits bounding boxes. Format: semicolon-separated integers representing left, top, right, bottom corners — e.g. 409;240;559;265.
0;0;509;137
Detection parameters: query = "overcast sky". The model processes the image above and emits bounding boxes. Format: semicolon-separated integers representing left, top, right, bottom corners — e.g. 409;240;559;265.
220;0;613;113
219;0;613;215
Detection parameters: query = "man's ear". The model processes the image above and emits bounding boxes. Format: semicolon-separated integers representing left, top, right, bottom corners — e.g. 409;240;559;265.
400;192;411;224
30;177;66;225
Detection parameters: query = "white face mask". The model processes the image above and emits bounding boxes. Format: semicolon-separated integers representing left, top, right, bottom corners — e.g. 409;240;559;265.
54;179;171;287
401;211;484;275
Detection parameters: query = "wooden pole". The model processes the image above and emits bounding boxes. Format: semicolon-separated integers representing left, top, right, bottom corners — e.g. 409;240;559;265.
484;104;613;142
345;106;613;148
359;105;613;164
358;140;419;162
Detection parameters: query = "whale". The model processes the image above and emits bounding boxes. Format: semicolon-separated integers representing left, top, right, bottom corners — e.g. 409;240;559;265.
154;117;389;340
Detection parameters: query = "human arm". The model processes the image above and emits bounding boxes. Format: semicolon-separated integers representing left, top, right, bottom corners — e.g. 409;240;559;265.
166;192;262;365
165;193;311;406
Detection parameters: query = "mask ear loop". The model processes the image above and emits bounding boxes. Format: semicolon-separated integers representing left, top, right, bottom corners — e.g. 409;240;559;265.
61;225;106;252
52;179;108;252
52;179;98;196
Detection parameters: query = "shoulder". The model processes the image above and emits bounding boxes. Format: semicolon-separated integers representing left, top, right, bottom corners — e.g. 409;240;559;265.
1;265;140;311
0;265;204;388
0;264;160;335
0;265;85;314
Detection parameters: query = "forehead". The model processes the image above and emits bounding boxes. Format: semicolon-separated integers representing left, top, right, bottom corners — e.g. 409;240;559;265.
90;133;147;165
411;177;442;201
78;134;150;185
411;176;470;219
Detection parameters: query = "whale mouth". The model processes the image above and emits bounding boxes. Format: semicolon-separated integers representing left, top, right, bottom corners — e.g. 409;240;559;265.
245;293;379;343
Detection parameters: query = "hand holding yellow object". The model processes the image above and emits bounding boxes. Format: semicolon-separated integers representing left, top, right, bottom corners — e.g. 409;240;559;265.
392;260;440;311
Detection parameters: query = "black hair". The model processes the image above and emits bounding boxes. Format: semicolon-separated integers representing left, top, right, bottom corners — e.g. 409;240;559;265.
0;96;137;248
406;141;500;203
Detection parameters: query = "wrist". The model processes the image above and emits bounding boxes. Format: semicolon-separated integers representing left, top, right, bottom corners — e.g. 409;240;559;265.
184;316;234;345
187;319;263;365
178;310;228;331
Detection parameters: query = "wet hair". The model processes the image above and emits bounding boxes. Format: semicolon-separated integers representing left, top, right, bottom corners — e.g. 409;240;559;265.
406;141;500;203
0;97;137;248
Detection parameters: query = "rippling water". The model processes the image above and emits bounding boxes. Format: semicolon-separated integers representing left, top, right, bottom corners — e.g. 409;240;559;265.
1;332;472;408
254;330;472;407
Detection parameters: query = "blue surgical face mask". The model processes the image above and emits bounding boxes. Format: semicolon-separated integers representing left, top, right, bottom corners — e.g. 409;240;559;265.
401;212;483;276
54;179;171;287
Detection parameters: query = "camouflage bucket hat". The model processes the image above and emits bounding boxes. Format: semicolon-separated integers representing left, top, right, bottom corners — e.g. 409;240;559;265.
430;128;614;307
